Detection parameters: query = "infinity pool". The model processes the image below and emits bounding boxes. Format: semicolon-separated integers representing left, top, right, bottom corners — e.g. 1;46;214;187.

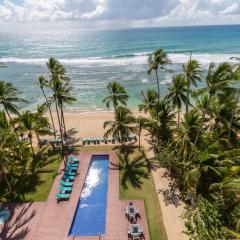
69;155;109;236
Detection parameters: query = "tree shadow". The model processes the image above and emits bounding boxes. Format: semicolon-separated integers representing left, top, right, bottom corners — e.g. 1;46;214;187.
157;170;183;207
112;148;149;190
0;203;36;240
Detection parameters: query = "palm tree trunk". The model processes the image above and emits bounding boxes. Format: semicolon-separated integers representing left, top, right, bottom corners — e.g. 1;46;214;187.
178;110;180;126
0;163;12;193
54;98;65;161
155;70;161;103
3;105;19;140
186;82;190;114
189;94;212;160
138;129;141;150
60;104;67;138
29;136;35;156
228;90;240;143
41;88;56;137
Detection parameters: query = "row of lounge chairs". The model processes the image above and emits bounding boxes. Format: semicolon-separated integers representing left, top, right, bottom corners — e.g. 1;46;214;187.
125;202;144;240
82;136;137;145
56;156;79;201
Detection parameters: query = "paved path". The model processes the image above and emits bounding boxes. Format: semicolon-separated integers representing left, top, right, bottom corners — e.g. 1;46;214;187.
142;135;188;240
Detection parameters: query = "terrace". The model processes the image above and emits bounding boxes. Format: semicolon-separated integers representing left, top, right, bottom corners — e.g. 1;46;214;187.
1;151;150;240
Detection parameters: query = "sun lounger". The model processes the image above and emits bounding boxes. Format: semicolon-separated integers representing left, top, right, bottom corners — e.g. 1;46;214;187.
56;193;70;200
64;171;76;176
66;166;78;171
59;186;72;192
63;175;75;181
68;156;79;162
67;163;79;168
60;180;73;187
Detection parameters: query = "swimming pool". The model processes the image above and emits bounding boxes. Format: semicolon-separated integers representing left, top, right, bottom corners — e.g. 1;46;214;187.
69;155;109;236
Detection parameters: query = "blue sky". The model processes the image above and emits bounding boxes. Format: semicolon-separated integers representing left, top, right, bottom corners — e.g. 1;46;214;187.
0;0;239;29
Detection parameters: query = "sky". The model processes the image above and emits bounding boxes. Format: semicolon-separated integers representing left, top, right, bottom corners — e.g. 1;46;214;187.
0;0;239;30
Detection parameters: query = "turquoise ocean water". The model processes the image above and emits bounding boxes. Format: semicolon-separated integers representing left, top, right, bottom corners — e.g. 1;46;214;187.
0;25;240;111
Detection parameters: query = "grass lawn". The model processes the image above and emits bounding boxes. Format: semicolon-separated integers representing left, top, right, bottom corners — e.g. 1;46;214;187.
23;152;61;202
119;149;168;240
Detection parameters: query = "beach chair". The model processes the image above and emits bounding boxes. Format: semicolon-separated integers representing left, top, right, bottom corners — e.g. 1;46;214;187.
66;166;78;171
64;171;76;176
67;163;79;168
59;186;72;192
56;193;70;200
96;138;100;144
60;180;73;187
63;175;75;181
68;157;79;163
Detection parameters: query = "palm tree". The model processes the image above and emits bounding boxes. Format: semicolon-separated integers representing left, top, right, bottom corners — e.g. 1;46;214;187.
56;83;76;137
16;111;38;155
183;58;203;113
189;62;233;160
46;58;67;143
228;58;240;143
167;74;188;125
138;89;158;114
174;110;200;160
146;98;175;145
0;81;26;138
103;106;136;145
0;130;18;194
38;75;56;137
0;110;10;130
103;81;129;110
148;49;171;103
136;116;148;150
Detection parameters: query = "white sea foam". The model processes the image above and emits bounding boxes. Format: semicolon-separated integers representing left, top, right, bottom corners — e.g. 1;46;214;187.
1;53;239;67
141;78;148;83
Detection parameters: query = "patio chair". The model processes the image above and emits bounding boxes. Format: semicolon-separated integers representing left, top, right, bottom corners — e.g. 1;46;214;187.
64;171;76;176
66;166;78;171
60;180;73;187
59;186;72;192
63;175;75;181
56;193;70;200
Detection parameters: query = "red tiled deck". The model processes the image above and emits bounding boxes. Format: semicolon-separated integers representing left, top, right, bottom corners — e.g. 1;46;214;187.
1;152;150;240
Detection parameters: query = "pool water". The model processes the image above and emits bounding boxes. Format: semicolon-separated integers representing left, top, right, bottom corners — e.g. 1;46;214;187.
69;155;109;236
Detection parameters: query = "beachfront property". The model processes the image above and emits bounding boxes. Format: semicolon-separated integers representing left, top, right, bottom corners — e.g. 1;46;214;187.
0;17;240;240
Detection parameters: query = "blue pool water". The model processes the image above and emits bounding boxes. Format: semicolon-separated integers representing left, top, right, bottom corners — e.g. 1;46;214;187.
69;155;109;236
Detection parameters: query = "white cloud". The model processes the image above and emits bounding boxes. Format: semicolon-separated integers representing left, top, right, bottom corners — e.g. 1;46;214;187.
0;0;239;27
220;3;239;15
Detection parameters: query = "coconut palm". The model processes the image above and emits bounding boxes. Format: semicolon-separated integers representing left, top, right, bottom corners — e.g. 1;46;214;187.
0;81;26;138
0;110;10;130
103;106;136;145
138;89;158;114
56;83;76;137
148;49;171;102
38;75;56;137
183;58;203;113
167;74;188;125
0;130;16;194
136;116;148;150
146;98;175;144
189;62;233;160
103;81;129;110
174;110;200;160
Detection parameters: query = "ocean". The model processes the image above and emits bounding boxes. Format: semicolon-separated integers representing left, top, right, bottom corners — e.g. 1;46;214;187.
0;25;240;111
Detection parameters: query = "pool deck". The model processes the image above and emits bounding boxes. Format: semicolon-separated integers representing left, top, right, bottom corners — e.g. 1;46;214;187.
1;152;150;240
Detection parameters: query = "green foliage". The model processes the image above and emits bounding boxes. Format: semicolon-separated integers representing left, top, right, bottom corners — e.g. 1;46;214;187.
184;196;230;240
